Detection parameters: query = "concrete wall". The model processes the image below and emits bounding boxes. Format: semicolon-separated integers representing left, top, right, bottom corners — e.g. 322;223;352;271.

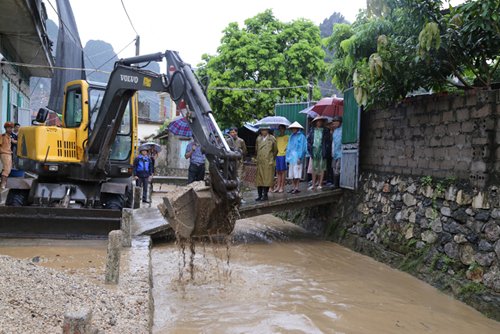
360;89;500;187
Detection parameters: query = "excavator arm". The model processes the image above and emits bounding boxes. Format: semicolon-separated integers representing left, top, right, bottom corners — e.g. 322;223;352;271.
86;51;240;238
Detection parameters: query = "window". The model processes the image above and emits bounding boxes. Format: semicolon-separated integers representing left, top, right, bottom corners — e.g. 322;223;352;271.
64;86;82;128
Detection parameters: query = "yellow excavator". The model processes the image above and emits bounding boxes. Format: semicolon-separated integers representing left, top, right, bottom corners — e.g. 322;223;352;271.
0;51;240;239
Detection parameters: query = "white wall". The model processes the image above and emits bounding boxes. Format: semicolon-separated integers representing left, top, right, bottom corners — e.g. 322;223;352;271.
138;123;161;140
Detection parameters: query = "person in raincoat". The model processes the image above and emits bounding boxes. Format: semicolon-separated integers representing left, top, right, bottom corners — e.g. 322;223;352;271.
331;116;343;188
285;121;307;194
271;124;289;193
307;116;331;190
255;125;277;201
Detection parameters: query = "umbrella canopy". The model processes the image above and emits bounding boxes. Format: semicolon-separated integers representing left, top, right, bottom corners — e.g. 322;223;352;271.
138;142;162;153
299;98;343;118
168;116;192;138
255;116;291;128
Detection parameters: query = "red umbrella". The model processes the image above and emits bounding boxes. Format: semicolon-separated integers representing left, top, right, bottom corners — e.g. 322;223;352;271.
311;97;344;118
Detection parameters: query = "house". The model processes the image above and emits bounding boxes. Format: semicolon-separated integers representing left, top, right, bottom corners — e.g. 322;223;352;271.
0;0;54;126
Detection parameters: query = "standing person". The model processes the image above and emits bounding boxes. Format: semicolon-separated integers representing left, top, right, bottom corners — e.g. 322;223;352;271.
272;124;289;193
226;127;247;180
149;146;158;174
185;140;206;184
285;122;307;194
10;123;20;169
133;148;153;203
307;116;331;191
331;116;343;188
255;125;277;201
325;120;335;185
0;122;14;189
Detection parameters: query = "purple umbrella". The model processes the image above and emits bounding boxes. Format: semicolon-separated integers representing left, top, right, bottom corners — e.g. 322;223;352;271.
168;116;192;137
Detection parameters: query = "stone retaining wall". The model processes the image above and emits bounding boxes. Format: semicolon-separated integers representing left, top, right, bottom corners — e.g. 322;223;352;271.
327;172;500;319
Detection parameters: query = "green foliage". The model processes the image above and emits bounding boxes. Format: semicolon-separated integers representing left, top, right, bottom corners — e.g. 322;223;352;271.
325;0;500;109
459;281;486;297
420;175;433;187
199;10;326;127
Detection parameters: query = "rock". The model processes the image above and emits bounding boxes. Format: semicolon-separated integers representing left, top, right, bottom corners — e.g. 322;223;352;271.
466;266;484;283
425;208;436;219
390;176;400;186
496;240;500;259
452;208;469;223
453;234;468;244
406;183;417;194
382;204;391;214
466;219;484;234
421;230;438;244
439;232;453;244
440;206;452;217
472;192;490;209
415;241;426;249
466;233;479;244
484;222;500;242
405;226;414;240
422;185;434;198
478;240;494;252
419;218;430;229
402;193;417;207
395;211;403;223
445;186;457;202
474;252;496;267
409;211;416;223
443;220;466;234
459;244;475;265
475;210;490;222
456;190;472;206
465;208;474;216
382;183;390;193
444;242;460;259
430;219;443;233
491;208;500;220
483;267;500;293
376;181;384;192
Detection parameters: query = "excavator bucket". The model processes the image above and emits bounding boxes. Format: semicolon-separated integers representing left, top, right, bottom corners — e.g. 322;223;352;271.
158;181;237;239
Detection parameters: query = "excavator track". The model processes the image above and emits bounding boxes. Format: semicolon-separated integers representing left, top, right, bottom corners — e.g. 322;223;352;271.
0;206;121;239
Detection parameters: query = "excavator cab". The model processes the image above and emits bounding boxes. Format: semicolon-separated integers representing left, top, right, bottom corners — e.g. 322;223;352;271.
1;50;240;239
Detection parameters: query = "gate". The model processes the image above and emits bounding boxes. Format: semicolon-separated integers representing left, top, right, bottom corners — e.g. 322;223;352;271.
340;88;361;190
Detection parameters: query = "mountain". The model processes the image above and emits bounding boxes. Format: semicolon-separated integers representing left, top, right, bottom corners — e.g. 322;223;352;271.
30;20;161;122
318;12;349;97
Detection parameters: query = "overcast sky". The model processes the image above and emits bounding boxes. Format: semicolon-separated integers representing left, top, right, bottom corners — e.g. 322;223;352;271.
47;0;465;68
46;0;370;67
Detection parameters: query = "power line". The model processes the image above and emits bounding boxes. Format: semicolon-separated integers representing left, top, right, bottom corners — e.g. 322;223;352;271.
0;60;111;74
209;85;309;91
120;0;139;36
45;0;98;69
86;38;137;76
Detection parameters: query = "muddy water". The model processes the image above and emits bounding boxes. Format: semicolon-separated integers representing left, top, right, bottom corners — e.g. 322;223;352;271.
152;215;500;334
0;239;107;281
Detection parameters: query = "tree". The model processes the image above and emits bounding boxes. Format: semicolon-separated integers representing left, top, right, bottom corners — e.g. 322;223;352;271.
198;10;325;127
325;0;500;109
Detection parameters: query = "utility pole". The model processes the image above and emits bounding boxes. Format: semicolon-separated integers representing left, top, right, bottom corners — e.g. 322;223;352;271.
135;35;140;56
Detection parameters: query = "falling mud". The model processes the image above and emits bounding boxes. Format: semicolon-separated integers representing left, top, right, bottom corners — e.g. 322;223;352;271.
152;215;500;334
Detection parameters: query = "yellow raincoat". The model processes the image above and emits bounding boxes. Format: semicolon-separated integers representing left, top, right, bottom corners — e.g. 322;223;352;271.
255;134;278;187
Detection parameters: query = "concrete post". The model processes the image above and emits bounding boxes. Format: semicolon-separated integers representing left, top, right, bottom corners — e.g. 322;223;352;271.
105;230;123;284
121;209;132;247
62;309;92;334
133;186;142;209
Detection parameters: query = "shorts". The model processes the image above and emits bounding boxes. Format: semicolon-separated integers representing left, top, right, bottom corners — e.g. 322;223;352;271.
276;156;287;172
288;163;302;179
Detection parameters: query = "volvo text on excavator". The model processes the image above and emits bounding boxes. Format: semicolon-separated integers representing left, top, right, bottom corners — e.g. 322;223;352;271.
0;51;240;239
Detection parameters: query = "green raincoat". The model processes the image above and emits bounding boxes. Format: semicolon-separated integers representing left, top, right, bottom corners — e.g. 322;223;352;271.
255;134;278;187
